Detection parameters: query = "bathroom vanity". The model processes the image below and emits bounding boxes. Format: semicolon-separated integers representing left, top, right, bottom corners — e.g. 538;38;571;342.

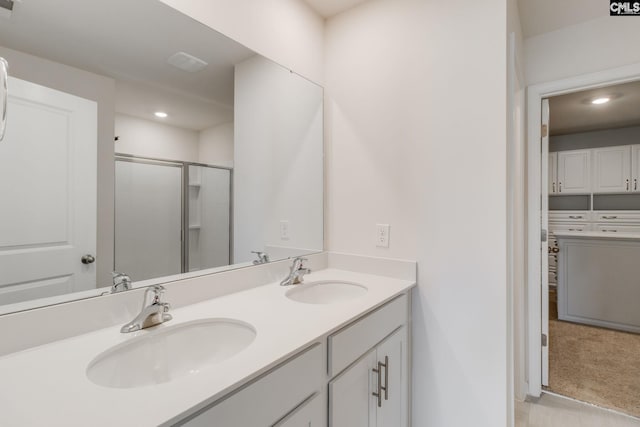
0;253;415;427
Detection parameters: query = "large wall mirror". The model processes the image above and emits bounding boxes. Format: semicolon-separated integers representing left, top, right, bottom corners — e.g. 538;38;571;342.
0;0;324;314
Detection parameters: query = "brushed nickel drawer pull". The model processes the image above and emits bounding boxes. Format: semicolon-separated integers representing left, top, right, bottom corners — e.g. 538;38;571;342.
627;179;630;191
372;362;382;408
382;356;389;401
568;215;582;219
553;182;556;193
635;179;638;191
602;216;618;219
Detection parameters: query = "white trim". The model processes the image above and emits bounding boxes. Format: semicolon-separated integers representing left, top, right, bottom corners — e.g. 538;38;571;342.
526;62;640;397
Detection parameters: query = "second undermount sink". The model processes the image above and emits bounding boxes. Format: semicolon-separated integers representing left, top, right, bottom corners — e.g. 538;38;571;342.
87;318;256;389
285;280;367;304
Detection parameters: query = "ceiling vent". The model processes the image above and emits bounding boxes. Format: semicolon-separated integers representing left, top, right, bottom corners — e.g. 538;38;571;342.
167;52;208;73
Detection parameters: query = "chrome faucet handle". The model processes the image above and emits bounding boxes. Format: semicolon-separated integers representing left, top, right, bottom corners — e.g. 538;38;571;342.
111;271;131;293
251;251;270;264
144;285;166;307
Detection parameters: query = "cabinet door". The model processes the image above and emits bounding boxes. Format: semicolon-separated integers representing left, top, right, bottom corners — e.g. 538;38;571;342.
632;145;640;192
330;349;377;427
593;146;631;193
549;152;558;194
557;150;590;194
375;327;407;427
276;393;324;427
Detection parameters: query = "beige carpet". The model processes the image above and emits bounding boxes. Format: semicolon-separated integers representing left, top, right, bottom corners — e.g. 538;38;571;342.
548;289;640;418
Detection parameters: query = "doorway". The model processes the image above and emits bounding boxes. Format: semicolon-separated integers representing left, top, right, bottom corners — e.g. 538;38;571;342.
527;64;640;417
526;64;640;402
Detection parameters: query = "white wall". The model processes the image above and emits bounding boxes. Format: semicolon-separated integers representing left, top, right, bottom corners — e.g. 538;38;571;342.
158;0;324;85
115;114;200;163
525;16;640;85
199;122;234;167
325;1;508;426
0;45;116;290
234;55;324;264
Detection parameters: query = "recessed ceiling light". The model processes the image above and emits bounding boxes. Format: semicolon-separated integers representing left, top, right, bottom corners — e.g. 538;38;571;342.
591;97;610;105
154;111;168;118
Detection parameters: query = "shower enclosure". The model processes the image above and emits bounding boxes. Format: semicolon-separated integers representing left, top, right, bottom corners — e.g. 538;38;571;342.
114;155;231;282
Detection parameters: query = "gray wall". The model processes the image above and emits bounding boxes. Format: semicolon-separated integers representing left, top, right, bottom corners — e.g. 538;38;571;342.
0;46;116;288
551;125;640;152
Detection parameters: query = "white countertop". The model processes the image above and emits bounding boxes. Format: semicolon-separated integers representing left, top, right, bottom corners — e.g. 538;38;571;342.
554;231;640;240
0;268;415;426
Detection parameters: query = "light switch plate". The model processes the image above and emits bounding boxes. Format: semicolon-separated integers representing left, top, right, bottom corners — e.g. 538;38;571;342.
376;224;390;248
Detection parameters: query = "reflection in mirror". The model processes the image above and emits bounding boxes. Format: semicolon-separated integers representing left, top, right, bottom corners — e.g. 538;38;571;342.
0;0;323;314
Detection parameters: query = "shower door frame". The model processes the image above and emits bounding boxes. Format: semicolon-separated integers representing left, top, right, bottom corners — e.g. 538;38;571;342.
114;153;233;275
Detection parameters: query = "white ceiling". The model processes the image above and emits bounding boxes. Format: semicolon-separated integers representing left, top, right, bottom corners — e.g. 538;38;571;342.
302;0;373;18
549;80;640;135
0;0;255;130
517;0;607;38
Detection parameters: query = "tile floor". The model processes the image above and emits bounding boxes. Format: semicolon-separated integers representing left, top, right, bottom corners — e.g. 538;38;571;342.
516;393;640;427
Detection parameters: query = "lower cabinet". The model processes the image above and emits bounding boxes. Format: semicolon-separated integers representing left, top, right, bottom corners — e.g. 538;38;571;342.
174;292;411;427
177;344;323;427
329;326;407;427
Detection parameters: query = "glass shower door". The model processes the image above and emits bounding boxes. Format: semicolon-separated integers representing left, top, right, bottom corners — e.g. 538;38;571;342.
114;158;183;282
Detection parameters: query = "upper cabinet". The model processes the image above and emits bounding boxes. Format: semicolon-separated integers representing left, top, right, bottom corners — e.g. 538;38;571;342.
593;146;632;193
632;145;640;192
557;149;591;194
549;152;558;194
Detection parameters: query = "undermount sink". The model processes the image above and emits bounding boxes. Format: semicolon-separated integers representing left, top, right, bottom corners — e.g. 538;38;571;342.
87;318;256;389
285;280;367;304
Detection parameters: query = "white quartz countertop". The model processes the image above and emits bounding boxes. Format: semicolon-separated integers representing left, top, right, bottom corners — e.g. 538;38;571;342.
554;231;640;240
0;268;415;426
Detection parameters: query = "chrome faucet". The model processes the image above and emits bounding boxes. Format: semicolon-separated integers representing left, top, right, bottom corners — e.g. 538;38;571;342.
120;285;172;333
111;271;131;293
252;251;270;265
280;257;311;286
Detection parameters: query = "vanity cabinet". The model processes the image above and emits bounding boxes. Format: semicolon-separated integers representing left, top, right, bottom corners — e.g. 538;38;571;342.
556;149;591;194
329;327;406;427
328;294;409;427
178;344;324;427
176;293;411;427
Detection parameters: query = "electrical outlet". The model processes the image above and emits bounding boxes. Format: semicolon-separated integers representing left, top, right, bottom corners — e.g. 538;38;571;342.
376;224;390;248
280;220;290;240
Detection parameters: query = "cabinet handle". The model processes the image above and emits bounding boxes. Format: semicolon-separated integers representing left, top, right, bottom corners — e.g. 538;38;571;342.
635;179;637;191
627;179;630;191
602;229;618;233
559;182;562;193
602;216;618;219
568;216;582;219
0;57;7;142
552;182;556;193
372;362;383;408
382;356;389;401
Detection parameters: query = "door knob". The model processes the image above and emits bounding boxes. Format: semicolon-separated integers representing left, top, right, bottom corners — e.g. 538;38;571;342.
81;254;96;264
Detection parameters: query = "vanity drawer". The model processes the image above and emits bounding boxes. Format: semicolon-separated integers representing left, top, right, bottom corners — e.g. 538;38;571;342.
179;343;322;427
594;211;640;223
594;224;640;234
328;294;408;378
549;223;591;233
548;211;591;222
